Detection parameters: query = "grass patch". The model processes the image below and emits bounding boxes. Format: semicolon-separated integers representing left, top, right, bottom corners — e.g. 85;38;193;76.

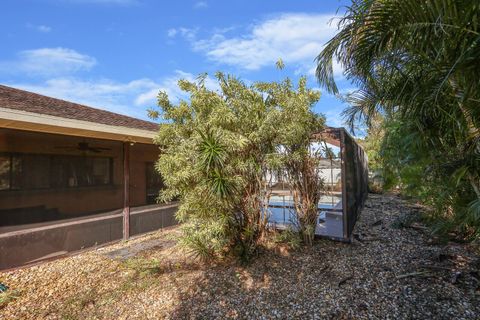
391;211;423;229
272;227;302;250
123;257;163;277
0;290;20;309
60;288;99;319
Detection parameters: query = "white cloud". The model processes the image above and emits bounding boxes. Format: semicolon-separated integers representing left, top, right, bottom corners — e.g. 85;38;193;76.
323;107;346;128
167;28;177;38
303;58;344;79
134;70;219;106
6;71;219;120
134;72;191;107
194;1;208;9
191;13;341;72
0;48;96;77
167;27;198;41
27;24;52;33
37;25;52;33
0;45;220;120
9;78;155;119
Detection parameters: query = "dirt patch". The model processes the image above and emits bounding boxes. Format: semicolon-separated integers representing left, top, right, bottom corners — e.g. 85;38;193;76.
1;193;479;319
102;238;176;261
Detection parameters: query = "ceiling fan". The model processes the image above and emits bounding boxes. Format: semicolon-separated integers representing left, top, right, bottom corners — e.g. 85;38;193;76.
54;142;111;153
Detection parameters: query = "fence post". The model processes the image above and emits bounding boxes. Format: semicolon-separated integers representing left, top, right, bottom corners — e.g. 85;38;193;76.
340;129;349;240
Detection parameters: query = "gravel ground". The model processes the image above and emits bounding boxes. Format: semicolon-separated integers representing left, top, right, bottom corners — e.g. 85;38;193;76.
1;193;479;319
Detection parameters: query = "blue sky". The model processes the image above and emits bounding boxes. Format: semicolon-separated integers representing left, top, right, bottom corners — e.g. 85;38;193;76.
1;0;353;128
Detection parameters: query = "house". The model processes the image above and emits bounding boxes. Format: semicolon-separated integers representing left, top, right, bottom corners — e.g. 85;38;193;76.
0;85;369;269
0;85;177;270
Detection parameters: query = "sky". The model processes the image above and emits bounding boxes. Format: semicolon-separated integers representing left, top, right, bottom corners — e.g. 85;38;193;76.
0;0;353;128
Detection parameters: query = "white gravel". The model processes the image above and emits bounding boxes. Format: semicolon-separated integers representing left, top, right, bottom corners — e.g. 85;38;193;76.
1;193;479;319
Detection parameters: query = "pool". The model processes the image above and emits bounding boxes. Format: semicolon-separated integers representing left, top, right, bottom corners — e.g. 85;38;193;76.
268;195;341;227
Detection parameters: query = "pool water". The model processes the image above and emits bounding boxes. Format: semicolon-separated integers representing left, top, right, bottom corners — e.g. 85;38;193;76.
266;194;341;226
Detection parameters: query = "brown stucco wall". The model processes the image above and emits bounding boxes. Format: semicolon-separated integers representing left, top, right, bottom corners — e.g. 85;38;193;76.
0;128;160;219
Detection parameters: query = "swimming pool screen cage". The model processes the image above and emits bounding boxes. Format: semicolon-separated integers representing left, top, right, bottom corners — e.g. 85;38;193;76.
337;128;369;239
267;127;368;242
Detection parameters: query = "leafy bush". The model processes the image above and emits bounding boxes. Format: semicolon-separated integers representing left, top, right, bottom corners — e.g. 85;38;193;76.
151;69;324;262
273;227;302;250
0;290;20;309
316;0;480;241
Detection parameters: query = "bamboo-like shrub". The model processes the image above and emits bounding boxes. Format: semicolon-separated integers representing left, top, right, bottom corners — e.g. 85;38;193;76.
150;69;324;261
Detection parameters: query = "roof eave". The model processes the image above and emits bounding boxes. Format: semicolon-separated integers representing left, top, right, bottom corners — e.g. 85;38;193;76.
0;107;157;144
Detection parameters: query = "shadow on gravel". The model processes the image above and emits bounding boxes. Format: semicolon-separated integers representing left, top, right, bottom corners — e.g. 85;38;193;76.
168;193;480;320
168;243;358;319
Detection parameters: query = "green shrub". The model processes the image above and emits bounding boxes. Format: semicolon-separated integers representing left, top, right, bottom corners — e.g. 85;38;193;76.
273;227;302;250
151;68;324;261
0;289;20;309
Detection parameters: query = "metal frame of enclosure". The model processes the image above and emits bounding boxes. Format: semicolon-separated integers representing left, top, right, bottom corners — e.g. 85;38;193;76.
320;127;369;241
268;127;368;242
338;128;369;240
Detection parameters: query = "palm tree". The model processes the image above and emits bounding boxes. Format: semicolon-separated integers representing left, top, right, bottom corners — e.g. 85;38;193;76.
315;0;480;239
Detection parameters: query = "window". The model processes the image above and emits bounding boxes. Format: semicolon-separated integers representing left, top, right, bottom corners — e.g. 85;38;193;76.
0;153;112;191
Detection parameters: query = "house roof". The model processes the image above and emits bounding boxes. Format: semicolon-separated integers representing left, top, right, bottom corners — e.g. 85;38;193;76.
0;84;158;132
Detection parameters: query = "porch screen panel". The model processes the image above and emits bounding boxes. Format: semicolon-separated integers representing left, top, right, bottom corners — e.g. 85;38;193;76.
146;162;164;204
0;153;112;190
0;155;22;190
23;155;50;189
0;155;9;190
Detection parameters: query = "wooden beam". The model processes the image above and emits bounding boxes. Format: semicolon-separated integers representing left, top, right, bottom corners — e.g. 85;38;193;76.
311;127;342;147
123;142;130;240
